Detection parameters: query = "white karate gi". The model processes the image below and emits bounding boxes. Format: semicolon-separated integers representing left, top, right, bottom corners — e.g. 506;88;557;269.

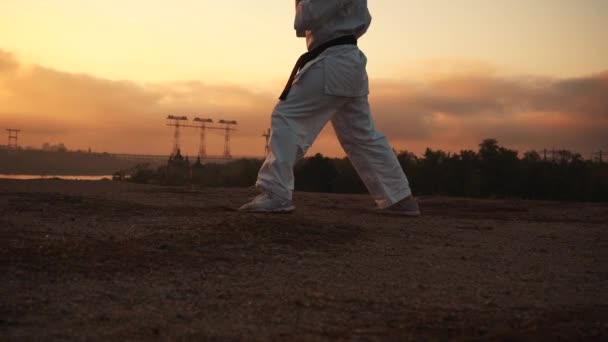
256;0;412;208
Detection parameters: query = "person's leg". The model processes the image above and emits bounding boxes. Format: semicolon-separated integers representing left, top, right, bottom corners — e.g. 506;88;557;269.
255;61;347;201
331;96;413;209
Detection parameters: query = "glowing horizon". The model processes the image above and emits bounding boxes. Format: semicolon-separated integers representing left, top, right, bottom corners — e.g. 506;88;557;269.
1;0;607;157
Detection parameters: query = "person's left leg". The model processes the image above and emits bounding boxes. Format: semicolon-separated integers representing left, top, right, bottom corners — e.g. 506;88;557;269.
240;61;347;212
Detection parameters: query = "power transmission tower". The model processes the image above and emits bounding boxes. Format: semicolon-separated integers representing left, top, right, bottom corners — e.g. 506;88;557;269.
262;128;271;156
193;117;213;159
593;150;604;164
219;120;238;159
542;148;564;162
166;115;189;155
545;148;558;162
6;129;20;149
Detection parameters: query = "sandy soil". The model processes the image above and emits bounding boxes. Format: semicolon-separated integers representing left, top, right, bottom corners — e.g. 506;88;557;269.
1;179;607;340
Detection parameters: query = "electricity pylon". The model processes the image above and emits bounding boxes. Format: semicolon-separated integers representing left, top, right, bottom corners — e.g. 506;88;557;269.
6;129;20;149
193;117;213;159
219;120;238;159
166;115;188;155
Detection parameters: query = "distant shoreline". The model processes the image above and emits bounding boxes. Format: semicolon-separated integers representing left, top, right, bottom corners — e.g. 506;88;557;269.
0;174;112;181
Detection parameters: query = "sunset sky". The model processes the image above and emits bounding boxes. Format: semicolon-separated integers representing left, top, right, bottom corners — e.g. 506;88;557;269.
1;0;607;157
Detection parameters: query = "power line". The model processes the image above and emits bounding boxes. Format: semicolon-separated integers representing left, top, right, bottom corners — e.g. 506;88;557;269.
166;116;238;159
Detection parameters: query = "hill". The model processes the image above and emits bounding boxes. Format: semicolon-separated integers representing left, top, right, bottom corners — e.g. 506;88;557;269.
1;180;606;340
0;148;148;175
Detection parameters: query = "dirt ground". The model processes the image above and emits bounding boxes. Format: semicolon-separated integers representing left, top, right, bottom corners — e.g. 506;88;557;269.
1;179;607;341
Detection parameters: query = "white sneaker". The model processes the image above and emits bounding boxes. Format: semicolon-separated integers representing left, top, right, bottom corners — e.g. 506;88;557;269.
239;192;295;213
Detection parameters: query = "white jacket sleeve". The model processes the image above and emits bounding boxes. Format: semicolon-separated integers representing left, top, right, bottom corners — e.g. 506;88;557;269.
294;0;352;35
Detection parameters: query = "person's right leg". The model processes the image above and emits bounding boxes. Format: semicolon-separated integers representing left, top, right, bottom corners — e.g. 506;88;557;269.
242;61;347;211
331;96;416;211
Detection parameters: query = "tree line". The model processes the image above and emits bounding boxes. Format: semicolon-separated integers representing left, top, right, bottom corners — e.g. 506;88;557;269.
130;139;608;202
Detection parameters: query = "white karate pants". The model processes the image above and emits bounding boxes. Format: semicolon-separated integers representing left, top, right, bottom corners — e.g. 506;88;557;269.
256;48;412;209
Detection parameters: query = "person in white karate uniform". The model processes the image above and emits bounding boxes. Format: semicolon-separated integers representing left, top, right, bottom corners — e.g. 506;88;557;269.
240;0;420;216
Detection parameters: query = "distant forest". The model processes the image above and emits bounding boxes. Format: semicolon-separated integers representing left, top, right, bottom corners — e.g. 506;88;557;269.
131;139;608;202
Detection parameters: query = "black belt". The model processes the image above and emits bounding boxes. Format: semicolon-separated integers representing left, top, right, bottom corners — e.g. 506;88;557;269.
279;35;357;101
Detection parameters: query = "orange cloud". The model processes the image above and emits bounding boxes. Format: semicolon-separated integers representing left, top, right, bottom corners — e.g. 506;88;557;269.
368;72;608;154
1;49;606;158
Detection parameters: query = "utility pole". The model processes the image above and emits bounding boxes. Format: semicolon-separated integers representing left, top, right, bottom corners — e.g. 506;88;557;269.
166;115;188;155
219;120;238;159
193;117;213;159
262;128;271;156
7;129;20;148
549;148;557;162
6;129;20;149
593;150;604;164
